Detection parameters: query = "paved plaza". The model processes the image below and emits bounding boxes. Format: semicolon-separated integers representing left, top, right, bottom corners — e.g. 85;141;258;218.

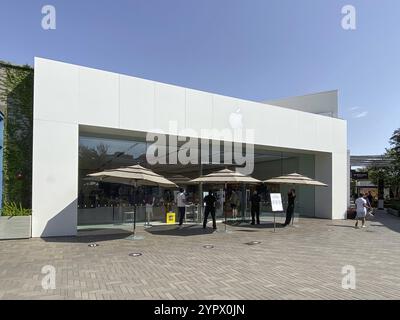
1;211;400;300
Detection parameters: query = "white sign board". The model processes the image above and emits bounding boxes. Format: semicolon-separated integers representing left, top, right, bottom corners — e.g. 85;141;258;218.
270;193;283;212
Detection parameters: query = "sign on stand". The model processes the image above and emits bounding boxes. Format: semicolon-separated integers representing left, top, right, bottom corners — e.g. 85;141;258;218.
270;193;284;232
270;193;283;212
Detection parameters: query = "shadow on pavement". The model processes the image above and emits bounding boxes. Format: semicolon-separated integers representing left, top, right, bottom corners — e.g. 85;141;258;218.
42;228;132;243
227;221;286;230
328;224;356;228
145;224;216;236
371;211;400;233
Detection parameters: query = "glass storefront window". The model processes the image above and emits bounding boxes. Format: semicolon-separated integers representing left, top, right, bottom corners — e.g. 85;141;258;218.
78;131;315;229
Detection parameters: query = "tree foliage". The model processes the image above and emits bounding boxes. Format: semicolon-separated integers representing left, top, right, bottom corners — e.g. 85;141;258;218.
368;128;400;198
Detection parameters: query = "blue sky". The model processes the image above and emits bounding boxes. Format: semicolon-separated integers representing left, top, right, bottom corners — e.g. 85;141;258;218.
1;0;399;155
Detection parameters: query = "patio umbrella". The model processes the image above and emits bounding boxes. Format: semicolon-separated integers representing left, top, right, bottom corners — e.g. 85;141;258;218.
87;165;177;239
190;169;261;232
264;173;328;187
87;165;177;188
264;173;328;227
191;169;261;185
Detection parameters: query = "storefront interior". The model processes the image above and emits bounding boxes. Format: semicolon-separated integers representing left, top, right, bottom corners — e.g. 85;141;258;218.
78;129;316;231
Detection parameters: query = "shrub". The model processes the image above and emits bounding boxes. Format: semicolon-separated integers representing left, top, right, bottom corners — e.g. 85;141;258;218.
1;201;32;216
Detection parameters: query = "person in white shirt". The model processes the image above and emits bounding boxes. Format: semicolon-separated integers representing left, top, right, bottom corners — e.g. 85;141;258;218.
355;193;370;228
176;188;186;227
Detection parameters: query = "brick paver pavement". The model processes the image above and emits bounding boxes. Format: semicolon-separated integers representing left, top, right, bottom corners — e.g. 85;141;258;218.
1;211;400;300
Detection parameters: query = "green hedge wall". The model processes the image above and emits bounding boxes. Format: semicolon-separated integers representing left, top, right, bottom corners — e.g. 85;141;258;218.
0;63;33;211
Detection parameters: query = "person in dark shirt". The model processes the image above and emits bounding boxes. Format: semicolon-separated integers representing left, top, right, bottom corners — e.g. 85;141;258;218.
203;191;217;230
284;189;296;226
250;191;261;225
367;191;374;208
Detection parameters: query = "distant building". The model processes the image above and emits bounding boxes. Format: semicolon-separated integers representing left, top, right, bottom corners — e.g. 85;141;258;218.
265;90;339;118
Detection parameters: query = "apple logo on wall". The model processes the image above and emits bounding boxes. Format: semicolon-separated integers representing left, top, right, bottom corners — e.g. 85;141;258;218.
229;108;243;129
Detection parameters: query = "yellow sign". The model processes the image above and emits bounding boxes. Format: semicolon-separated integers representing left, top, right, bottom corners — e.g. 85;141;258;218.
166;212;176;224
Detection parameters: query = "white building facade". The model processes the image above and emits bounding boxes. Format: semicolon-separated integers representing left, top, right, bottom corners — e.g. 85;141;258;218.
32;58;348;237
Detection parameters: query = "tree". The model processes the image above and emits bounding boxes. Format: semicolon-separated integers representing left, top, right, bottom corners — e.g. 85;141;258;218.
390;128;400;155
388;129;400;197
368;128;400;198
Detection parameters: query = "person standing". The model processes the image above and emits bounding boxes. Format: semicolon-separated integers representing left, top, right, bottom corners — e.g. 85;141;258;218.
176;188;186;228
145;194;155;226
355;193;369;228
229;190;240;219
283;189;296;226
250;190;261;225
203;191;217;230
367;191;374;208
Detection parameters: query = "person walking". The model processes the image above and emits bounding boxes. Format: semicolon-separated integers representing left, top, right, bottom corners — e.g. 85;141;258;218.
366;191;375;219
355;193;369;228
203;191;217;230
176;188;186;228
283;189;296;226
250;190;261;225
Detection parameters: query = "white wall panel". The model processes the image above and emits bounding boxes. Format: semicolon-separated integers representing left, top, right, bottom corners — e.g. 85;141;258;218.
315;153;333;219
34;58;79;123
185;89;213;132
32;120;78;237
154;83;185;132
119;75;155;132
77;66;120;128
332;152;348;219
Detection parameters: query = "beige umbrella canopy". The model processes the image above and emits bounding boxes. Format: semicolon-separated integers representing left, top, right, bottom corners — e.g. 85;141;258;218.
264;173;328;187
191;168;261;184
87;165;177;188
86;165;177;239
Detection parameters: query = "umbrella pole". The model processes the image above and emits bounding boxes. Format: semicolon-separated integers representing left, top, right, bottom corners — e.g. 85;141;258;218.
133;204;136;236
126;185;144;241
133;186;136;235
126;188;144;240
224;182;228;232
292;205;294;226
